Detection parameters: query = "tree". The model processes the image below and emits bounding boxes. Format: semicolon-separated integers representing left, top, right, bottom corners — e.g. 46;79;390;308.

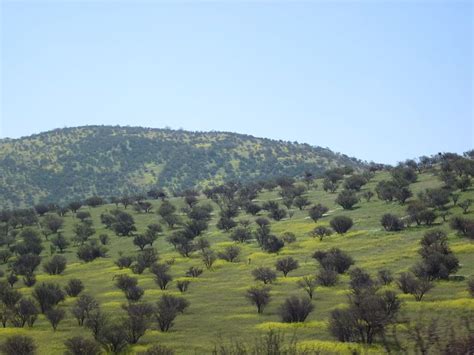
294;196;310;210
65;279;84;297
459;199;472;214
297;276;317;299
329;289;400;344
150;263;172;290
252;267;277;284
311;226;333;241
450;216;474;239
69;201;83;213
313;248;354;274
154;294;189;332
261;235;284;253
279;296;314;323
122;302;154;344
71;294;99;326
45;308;65;331
218;246;241;262
76;211;91;222
43;255;67;275
99;323;128;353
344;175;367;191
32;282;65;313
423;188;451;210
111;211;136;236
201;248;216;270
468;277;474;297
77;244;107;262
275;257;299;276
380;214;405;231
244;203;262;216
186;266;203;278
245;286;271;314
335;190;358;210
13;298;38;328
133;235;150;251
362;190;374;202
216;216;237;232
316;268;339;286
230;226;252;243
323;178;339;193
308;204;329;223
41;214;64;235
330;216;353;234
64;337;101;355
51;234;70;253
269;207;287;221
73;222;95;245
15;228;43;255
85;196;104;208
0;335;36;355
397;272;433;301
377;269;393;285
177;280;191;293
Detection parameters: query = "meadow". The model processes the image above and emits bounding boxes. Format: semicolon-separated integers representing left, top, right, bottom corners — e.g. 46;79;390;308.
1;169;473;354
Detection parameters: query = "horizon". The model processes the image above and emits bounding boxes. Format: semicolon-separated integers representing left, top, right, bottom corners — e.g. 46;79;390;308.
1;1;473;164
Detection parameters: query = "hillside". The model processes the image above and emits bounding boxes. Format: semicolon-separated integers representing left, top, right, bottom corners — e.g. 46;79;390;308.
0;126;364;207
0;164;473;354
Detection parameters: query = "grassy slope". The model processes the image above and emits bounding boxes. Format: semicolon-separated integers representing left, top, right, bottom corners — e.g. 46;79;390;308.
1;170;473;354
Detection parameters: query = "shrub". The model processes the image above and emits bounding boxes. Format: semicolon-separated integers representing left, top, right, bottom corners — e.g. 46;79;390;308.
281;232;296;244
377;269;394;285
65;279;84;297
218;246;241;262
138;345;175;355
261;235;284;253
122;303;154;344
43;255;67;275
245;286;271;314
275;257;299;277
150;263;172;290
297;276;317;299
176;280;190;293
230;227;252;243
186;266;203;278
114;274;138;292
450;216;474;239
316;269;339;286
380;214;405;231
71;294;99;326
125;286;145;302
64;337;101;355
330;216;353;234
13;298;38;328
32;282;65;313
335;190;358;210
115;255;135;269
0;335;36;355
312;226;333;241
252;267;277;284
154;295;189;332
279;296;314;323
313;248;354;274
45;308;65;331
77;244;107;262
308;204;329;223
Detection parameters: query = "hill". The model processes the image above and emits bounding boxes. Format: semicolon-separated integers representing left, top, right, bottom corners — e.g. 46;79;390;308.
0;164;473;354
0;126;364;207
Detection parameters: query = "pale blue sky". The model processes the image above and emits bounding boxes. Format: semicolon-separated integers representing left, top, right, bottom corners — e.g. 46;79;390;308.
1;0;472;164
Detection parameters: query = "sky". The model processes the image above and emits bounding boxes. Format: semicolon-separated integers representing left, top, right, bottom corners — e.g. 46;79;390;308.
1;0;472;164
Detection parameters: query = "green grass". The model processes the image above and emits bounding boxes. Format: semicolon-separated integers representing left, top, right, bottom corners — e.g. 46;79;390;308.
1;170;473;354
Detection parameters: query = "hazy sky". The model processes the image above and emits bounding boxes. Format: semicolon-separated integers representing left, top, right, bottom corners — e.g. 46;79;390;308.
1;1;472;164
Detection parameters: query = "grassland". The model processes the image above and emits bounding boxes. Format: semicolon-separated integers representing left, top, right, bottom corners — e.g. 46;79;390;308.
1;170;473;354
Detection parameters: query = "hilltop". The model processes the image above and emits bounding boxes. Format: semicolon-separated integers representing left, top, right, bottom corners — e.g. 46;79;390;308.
0;126;364;207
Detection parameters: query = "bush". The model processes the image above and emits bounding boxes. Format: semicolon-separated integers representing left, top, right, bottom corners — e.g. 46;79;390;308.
279;296;314;323
115;255;135;269
1;335;36;355
396;272;433;301
450;216;474;239
64;336;101;355
45;308;66;331
185;266;203;278
65;279;84;297
316;269;339;286
245;286;271;314
312;248;354;274
138;345;175;355
77;244;107;262
308;204;329;223
275;257;299;277
32;282;65;313
335;190;358;210
281;232;296;244
330;216;353;234
218;246;241;262
297;276;317;299
312;226;333;241
71;294;99;326
13;298;39;328
154;294;189;332
252;267;277;284
176;280;190;293
261;235;284;254
150;263;172;290
377;269;394;285
230;227;252;243
380;214;405;231
114;274;138;292
43;255;67;275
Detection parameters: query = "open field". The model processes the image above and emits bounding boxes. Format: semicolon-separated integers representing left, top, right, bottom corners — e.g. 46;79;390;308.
1;170;473;354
